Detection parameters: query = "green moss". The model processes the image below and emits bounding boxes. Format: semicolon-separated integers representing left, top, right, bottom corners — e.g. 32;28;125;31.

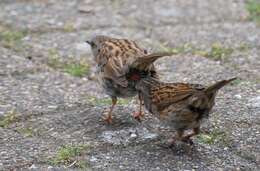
0;29;27;51
230;78;243;86
255;79;260;83
0;110;20;128
197;134;214;144
205;43;233;61
47;48;62;68
197;129;229;145
0;30;25;42
193;50;209;57
51;144;89;168
47;49;90;77
64;63;89;77
159;42;237;62
246;0;260;24
63;23;75;32
159;43;194;55
17;127;34;137
238;43;251;52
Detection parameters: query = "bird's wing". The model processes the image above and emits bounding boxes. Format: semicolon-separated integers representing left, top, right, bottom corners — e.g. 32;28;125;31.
150;83;205;111
98;40;145;87
130;52;173;71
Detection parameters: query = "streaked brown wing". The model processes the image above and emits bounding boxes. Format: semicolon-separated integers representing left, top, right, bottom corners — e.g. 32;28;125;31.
150;83;199;111
98;39;145;87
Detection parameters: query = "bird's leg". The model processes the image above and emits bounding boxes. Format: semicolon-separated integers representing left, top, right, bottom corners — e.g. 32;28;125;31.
103;97;117;124
181;127;200;145
168;130;184;148
133;92;144;122
175;130;184;141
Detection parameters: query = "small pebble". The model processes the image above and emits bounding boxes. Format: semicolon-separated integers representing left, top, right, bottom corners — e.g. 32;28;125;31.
130;133;137;138
29;164;37;169
90;156;98;162
234;94;242;99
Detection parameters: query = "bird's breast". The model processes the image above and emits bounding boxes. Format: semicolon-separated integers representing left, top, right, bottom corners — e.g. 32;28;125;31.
98;76;137;98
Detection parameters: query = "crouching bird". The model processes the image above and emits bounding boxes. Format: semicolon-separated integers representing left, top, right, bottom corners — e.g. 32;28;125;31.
135;77;237;145
86;35;172;124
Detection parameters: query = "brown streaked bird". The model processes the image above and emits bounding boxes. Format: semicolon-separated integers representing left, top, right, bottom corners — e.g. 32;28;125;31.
135;77;236;145
86;35;172;124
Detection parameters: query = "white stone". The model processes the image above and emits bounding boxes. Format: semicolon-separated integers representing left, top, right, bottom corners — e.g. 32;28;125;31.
234;94;242;99
90;156;98;162
29;164;37;169
130;133;137;138
249;96;260;108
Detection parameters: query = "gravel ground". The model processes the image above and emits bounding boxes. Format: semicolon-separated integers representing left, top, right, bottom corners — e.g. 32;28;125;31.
0;0;259;170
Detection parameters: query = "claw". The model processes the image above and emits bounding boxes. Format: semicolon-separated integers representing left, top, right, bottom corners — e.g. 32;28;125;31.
102;97;117;124
103;114;113;124
161;138;176;149
159;143;175;149
181;137;194;145
133;111;144;122
168;141;176;149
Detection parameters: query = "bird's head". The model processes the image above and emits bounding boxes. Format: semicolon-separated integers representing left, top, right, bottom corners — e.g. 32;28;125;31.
86;35;110;57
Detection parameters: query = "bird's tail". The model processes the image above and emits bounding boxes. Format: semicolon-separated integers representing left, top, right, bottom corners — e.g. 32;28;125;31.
131;52;173;70
205;77;237;95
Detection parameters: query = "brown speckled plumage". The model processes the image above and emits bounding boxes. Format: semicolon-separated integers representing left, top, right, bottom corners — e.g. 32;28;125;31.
136;77;236;145
87;35;172;123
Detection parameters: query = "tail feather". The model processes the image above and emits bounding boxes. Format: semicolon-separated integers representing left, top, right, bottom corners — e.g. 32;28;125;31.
131;52;173;70
205;77;237;95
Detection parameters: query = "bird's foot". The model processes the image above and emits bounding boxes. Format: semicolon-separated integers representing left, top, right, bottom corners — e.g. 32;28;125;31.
181;137;194;145
103;114;113;124
133;111;144;122
158;138;177;149
168;139;177;148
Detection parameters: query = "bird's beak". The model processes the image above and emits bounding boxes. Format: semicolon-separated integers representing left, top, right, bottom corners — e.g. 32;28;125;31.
86;40;94;47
